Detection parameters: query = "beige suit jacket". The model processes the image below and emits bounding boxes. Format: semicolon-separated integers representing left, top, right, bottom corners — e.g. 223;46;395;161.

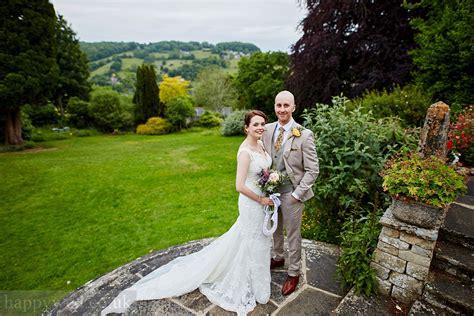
262;121;319;202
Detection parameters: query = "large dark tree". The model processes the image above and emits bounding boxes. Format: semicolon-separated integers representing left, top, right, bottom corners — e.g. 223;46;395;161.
54;15;91;117
287;0;417;108
0;0;58;145
133;64;161;124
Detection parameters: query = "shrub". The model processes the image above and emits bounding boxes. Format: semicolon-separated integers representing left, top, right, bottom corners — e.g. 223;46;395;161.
88;90;133;133
136;117;172;135
222;110;246;136
67;97;93;129
351;85;432;127
165;96;195;131
23;103;60;126
194;111;223;128
20;110;34;141
337;207;382;296
73;129;100;137
448;105;474;166
381;152;467;208
301;96;417;243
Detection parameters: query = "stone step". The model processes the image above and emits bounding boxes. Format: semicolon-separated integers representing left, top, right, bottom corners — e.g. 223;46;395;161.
332;288;409;315
467;176;474;196
439;202;474;250
432;240;474;283
408;300;450;316
422;268;474;315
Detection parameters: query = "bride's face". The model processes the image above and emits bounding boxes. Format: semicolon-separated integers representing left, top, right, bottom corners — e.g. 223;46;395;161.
246;115;266;139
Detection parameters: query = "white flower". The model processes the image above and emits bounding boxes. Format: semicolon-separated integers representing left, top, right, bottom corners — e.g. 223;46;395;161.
269;172;280;182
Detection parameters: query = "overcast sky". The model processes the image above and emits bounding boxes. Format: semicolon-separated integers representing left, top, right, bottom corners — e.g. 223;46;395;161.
50;0;306;52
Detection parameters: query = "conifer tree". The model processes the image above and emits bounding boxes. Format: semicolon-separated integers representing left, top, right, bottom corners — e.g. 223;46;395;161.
54;15;91;117
133;64;160;124
0;0;58;145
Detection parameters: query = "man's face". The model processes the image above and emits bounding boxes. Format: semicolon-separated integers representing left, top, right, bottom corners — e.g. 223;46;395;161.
274;94;295;125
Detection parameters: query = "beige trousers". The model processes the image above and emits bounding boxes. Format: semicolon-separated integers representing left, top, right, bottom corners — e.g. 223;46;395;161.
272;192;304;277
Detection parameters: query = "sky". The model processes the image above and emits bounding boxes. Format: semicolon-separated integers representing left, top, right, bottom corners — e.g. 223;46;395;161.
50;0;307;52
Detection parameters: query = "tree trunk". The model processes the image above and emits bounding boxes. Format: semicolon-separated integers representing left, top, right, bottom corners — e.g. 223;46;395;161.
5;108;23;145
56;95;65;118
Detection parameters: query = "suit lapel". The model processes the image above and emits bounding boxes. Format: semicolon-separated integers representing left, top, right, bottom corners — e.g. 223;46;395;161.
283;122;296;157
263;122;277;154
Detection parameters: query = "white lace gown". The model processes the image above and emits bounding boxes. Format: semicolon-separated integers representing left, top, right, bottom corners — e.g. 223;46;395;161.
101;147;272;316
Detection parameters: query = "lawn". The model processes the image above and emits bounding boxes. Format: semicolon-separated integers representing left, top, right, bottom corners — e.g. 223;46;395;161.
91;62;113;76
121;57;144;70
0;132;243;297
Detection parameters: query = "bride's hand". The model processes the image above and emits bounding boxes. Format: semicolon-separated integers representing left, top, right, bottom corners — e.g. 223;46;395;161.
259;197;274;206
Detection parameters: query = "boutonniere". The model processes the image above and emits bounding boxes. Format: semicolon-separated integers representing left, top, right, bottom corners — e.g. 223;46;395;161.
290;127;302;138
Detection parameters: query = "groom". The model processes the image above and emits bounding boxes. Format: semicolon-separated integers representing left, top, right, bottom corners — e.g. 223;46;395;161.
262;90;319;296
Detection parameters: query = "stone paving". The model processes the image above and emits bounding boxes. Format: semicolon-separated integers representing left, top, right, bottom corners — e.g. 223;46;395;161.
45;239;347;315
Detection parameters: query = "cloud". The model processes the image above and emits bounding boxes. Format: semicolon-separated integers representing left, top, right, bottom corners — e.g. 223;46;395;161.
51;0;305;51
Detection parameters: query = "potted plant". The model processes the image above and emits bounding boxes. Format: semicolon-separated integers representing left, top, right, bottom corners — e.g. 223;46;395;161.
381;151;467;228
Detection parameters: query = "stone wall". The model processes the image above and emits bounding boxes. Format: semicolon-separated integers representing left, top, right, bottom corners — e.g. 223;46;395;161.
371;203;443;303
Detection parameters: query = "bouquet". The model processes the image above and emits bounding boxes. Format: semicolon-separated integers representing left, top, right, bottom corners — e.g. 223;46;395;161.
256;168;288;195
256;168;289;236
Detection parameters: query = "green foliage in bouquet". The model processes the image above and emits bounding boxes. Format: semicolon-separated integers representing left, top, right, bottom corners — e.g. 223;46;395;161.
382;152;467;208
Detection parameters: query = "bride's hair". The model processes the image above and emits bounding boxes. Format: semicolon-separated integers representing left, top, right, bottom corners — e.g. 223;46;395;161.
244;110;268;130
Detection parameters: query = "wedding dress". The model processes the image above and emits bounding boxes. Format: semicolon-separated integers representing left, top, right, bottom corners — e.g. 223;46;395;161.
101;146;272;316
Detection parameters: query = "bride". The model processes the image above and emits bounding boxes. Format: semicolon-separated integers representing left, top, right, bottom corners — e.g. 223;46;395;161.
101;110;274;316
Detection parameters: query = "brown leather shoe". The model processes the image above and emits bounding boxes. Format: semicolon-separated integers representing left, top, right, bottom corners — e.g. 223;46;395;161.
281;275;299;296
270;258;285;269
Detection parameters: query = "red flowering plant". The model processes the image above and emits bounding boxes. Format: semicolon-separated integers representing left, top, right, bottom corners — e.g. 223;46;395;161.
448;105;474;166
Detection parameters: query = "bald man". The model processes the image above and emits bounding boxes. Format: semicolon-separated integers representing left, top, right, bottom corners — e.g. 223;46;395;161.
262;90;319;296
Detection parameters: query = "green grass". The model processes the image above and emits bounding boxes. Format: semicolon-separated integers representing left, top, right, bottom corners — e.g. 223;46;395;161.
161;59;192;70
121;57;144;70
0;132;243;295
221;58;240;75
91;62;113;76
189;50;218;59
150;52;169;59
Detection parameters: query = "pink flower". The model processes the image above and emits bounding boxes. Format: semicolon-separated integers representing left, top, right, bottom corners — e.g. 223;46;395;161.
269;172;280;182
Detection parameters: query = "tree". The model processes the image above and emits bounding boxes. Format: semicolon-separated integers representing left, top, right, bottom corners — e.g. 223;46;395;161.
406;0;474;106
0;0;59;145
234;52;289;116
159;75;190;105
166;96;195;130
88;88;133;132
54;15;91;117
133;64;160;123
193;66;237;114
287;1;417;108
66;97;92;128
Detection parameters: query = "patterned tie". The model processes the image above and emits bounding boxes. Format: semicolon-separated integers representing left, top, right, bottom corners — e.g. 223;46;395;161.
274;127;285;151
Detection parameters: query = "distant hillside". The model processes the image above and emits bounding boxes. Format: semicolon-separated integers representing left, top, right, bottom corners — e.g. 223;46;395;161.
81;41;260;94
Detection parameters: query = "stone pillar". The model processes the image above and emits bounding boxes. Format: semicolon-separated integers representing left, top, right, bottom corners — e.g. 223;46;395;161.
371;204;441;303
371;101;451;303
418;101;450;159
